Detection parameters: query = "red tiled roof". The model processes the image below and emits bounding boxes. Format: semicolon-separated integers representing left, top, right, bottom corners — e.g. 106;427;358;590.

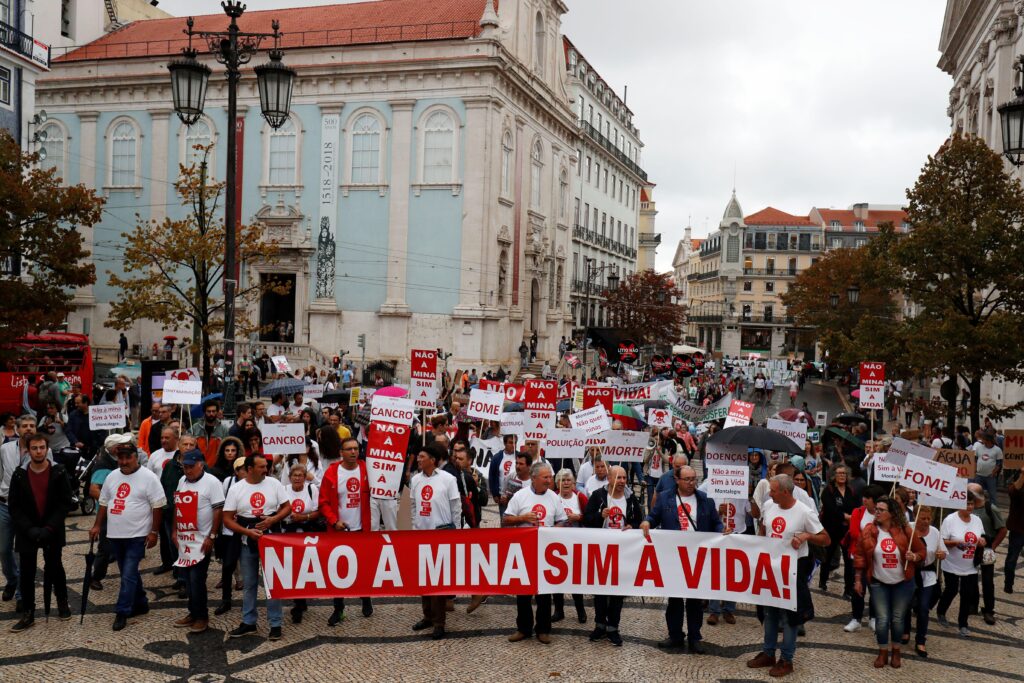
744;207;815;226
57;0;491;62
817;208;907;233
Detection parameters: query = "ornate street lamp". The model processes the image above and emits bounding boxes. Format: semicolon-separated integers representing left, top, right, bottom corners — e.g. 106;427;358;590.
998;55;1024;167
167;1;294;417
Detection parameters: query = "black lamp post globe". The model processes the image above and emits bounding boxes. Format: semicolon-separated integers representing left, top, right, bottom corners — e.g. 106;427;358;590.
255;50;296;130
169;50;211;126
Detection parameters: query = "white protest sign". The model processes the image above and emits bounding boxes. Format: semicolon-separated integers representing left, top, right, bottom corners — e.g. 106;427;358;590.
541;429;588;461
271;356;291;374
161;379;203;405
859;385;885;410
704;442;749;467
884;436;936;469
88;403;127;430
872;453;903;483
469;436;504;478
165;367;201;382
918;476;970;510
261;423;307;455
173;489;207;567
370;395;416;425
411;378;439;410
585;430;649;462
766;418;808;450
647;408;672;429
705;464;750;499
569;405;613;435
899;453;957;497
523;409;555;441
500;412;525;440
466;388;505;421
814;411;828;426
302;384;325;400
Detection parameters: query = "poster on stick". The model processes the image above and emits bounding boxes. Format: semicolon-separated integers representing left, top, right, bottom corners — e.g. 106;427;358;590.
704;464;750;499
884;437;935;469
1002;430;1024;470
88;403;127;430
410;349;438;380
162;379;203;405
704;443;749;467
370;395;416;425
466;389;505;421
582;387;615;415
899;453;958;498
569;405;612;435
366;421;411;499
500;412;525;440
766;418;808;449
584;430;649;462
723;400;755;429
647;408;672;429
872;453;903;483
541;429;588;461
261;423;307;455
918;477;969;509
933;448;976;479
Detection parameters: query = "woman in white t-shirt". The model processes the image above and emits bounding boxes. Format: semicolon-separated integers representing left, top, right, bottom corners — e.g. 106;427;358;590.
902;506;946;658
282;463;322;625
552;469;588;625
853;496;925;669
936;490;986;635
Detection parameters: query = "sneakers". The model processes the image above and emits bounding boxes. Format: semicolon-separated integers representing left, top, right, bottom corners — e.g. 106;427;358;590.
10;614;34;633
57;604;72;621
89;580;103;591
431;626;446;640
268;626;282;641
843;619;861;632
936;614;949;627
228;623;258;638
1;584;15;601
746;652;777;669
769;660;794;678
707;613;719;626
983;611;996;625
688;641;707;655
869;618;876;631
327;609;345;627
588;626;607;642
173;615;195;628
608;631;623;647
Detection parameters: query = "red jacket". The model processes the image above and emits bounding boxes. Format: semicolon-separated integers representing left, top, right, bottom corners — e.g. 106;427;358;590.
844;506;871;558
318;460;372;532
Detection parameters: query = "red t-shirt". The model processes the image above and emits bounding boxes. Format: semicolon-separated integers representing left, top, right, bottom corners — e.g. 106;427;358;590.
28;467;49;520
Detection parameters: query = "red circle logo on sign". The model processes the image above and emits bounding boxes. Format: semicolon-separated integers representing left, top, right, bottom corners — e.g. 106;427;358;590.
346;477;360;493
291;499;305;514
771;517;786;534
116;483;131;499
421;485;434;502
532;503;547;521
880;538;897;553
250;492;266;509
965;531;977;545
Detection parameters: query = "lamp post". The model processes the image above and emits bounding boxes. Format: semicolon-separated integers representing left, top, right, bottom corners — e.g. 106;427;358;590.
998;55;1024;167
582;258;619;378
168;1;295;417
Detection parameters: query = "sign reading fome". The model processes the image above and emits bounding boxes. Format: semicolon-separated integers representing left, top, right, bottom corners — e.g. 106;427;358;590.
617;340;639;364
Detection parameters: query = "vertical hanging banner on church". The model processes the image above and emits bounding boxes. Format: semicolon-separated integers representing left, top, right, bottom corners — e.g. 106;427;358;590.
316;113;340;299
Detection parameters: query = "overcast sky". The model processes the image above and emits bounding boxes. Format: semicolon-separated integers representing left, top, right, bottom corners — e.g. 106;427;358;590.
160;0;952;272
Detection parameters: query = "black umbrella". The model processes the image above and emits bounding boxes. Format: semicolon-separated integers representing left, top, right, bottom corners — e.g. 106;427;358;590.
80;539;96;624
260;378;307;397
320;390;351;404
835;412;869;424
642;399;669;410
707;425;804;454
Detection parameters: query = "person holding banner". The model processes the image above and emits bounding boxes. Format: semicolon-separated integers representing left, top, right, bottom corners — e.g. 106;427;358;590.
936;489;986;636
487;435;518;517
282;463;322;624
853;496;924;669
747;474;829;677
548;469;587;625
641;465;722;654
901;505;945;658
583;466;642;646
318;438;374;625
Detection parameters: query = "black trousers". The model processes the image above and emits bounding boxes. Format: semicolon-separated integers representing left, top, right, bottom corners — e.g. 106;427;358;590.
91;527;113;581
819;530;849;589
937;571;980;628
553;592;584;616
594;595;624;631
516;594;552;636
159;508;178;572
421;595;447;628
665;597;704;645
18;541;68;614
979;563;995;614
219;534;242;604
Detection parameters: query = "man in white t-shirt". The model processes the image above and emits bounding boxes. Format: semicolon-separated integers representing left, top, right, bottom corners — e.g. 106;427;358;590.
487;435;518;516
972;430;1003;503
171;449;224;633
748;474;829;678
223;455;291;641
585;457;610;495
504;461;567;644
410;443;462;640
266;393;287;423
89;437;166;632
147;426;179;475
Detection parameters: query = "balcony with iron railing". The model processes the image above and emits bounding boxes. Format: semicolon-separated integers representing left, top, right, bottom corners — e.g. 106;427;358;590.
742;268;799;277
639;232;662;246
580;121;648;181
686;269;719;282
573;224;638;261
737;315;796;325
571;279;606;296
0;19;47;68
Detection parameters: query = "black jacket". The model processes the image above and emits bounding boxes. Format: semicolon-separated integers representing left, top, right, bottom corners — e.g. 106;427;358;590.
9;463;74;550
583;487;643;530
819;483;861;537
443;462;487;527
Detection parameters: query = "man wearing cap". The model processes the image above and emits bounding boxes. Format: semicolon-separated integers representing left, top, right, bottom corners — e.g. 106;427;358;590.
172;449;224;633
90;435;166;631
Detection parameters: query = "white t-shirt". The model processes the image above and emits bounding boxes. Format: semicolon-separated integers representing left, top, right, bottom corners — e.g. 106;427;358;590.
410;469;461;530
931;437;952;448
99;467;167;539
559;492;583;525
604;493;628;529
496;451;516;494
224;477;289;519
267;403;286;419
860;509;875;530
285;482;319;524
789;380;798;394
586;475;609;495
699;481;749;534
762;499;824;558
336;465;363;531
174;472;225;539
674;493;698;531
872;528;905;585
940;513;984;576
505;486;567;528
147;449;176;475
973;444;1003;477
221;476;244;536
279;457;318;485
921;525;941;588
649;451;665;479
576;460;594;493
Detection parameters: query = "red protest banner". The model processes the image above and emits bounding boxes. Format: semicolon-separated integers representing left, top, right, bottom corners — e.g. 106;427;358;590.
410;349;438;380
479;379;526;403
582;386;615;414
859;361;885;386
524;379;558;411
366;421;411;498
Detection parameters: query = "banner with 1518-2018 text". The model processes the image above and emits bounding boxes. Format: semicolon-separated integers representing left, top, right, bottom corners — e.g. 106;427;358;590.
259;527;798;609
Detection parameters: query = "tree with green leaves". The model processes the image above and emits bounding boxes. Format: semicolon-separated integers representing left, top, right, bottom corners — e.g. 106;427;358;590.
107;147;285;390
0;130;102;352
871;134;1024;432
601;270;686;345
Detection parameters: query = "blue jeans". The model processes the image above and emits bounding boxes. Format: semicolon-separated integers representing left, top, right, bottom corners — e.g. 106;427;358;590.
762;606;798;663
902;582;935;646
109;537;148;617
0;503;20;598
973;474;999;504
644;476;659;511
182;556;210;620
241;542;282;627
1005;530;1024;591
709;599;736;615
869;579;914;646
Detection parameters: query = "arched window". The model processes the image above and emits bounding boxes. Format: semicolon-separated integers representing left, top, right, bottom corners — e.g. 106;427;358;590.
534;11;545;75
268;117;297;185
559;170;568;218
351;113;381;184
39;122;66;182
726;235;739;262
183;119;213;170
556;264;563;307
501;130;513;195
110;120;138;187
422;110;455;183
530;139;543;208
497;249;508;305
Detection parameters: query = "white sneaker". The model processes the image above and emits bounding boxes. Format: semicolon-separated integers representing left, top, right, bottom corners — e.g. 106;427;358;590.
869;618;876;631
843;619;861;632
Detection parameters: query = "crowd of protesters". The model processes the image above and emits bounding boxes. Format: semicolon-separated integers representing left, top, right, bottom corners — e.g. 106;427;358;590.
0;355;1020;680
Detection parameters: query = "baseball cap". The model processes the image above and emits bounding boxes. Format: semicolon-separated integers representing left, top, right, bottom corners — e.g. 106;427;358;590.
104;432;135;452
232;457;247;471
181;449;205;467
790;455;806;472
56;372;65;378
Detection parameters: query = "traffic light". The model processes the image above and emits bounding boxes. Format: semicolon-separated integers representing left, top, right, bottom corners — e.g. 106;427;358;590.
357;333;366;349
